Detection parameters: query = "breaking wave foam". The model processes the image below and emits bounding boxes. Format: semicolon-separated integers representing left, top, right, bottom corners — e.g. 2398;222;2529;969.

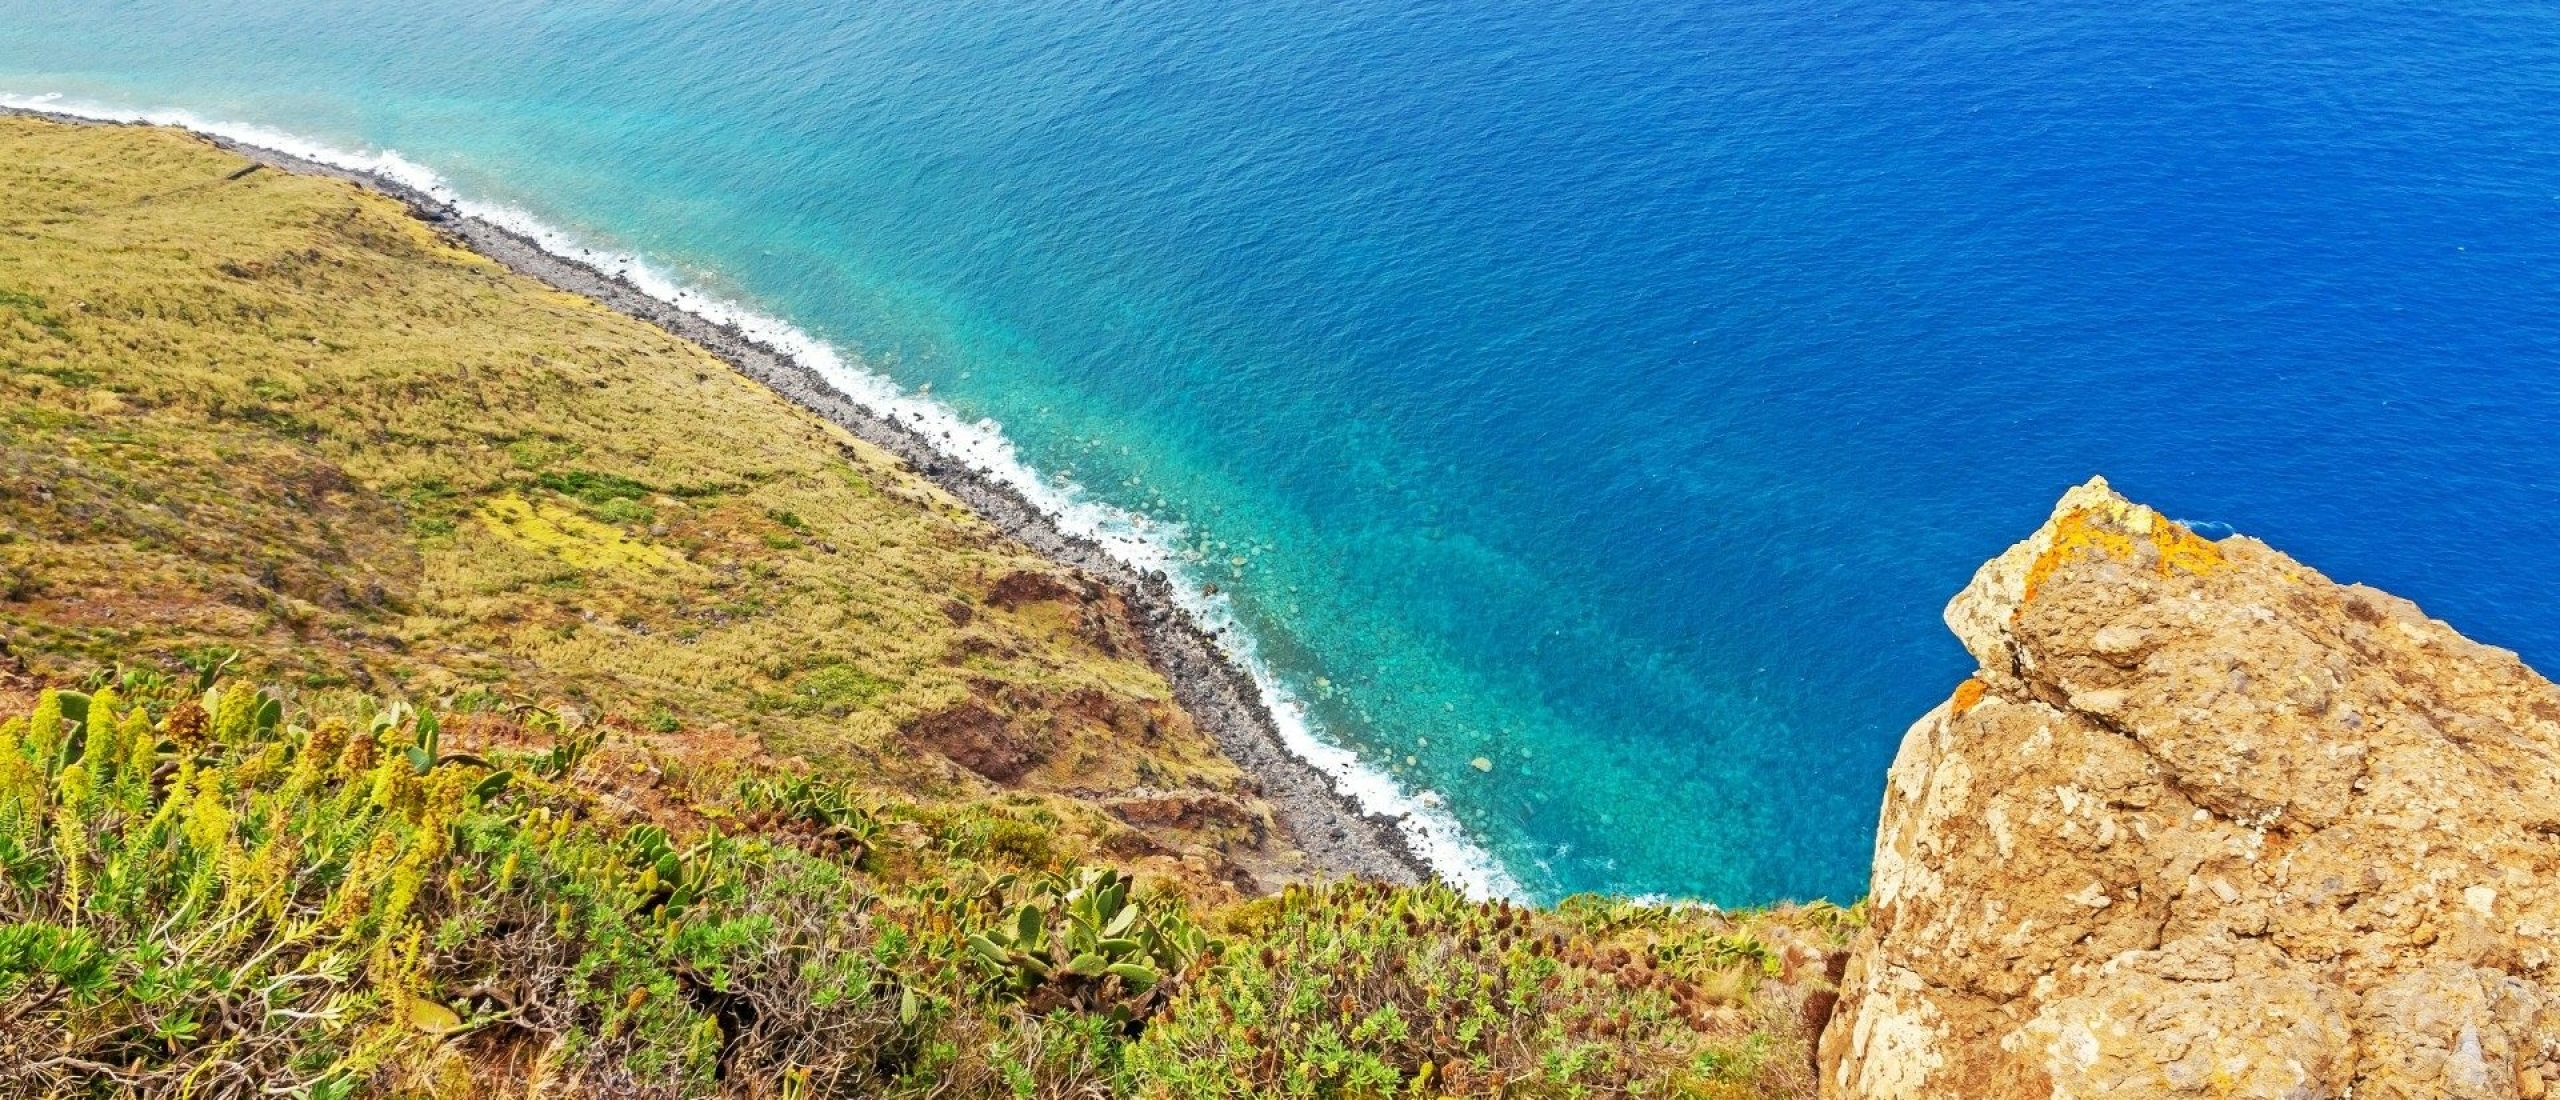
3;91;1525;901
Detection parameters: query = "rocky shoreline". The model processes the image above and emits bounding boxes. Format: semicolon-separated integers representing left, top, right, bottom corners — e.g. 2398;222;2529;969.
8;106;1429;888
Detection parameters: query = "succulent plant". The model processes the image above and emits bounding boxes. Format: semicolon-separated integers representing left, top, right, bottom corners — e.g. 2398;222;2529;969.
618;823;731;920
1709;931;1781;977
734;774;886;864
520;706;603;780
965;866;1216;1030
350;703;495;777
206;681;281;746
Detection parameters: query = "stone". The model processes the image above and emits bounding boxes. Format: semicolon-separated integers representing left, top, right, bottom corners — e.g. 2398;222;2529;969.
1819;477;2560;1099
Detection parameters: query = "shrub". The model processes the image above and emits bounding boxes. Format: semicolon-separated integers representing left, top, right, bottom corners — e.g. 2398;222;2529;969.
966;866;1219;1029
1125;881;1823;1099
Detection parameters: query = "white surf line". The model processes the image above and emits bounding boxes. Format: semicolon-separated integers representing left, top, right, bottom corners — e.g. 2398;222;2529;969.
4;90;1528;901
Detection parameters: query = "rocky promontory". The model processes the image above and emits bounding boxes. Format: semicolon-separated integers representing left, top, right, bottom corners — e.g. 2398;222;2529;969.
1820;478;2559;1097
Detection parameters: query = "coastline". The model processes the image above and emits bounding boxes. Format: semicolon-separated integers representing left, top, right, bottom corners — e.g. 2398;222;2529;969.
5;105;1436;889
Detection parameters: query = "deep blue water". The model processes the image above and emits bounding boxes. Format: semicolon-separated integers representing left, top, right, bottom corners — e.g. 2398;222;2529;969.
7;0;2558;904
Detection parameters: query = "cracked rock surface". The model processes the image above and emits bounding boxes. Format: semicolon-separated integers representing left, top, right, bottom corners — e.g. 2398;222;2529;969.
1819;477;2560;1099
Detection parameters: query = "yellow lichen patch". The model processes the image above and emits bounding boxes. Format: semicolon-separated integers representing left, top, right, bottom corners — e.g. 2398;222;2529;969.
2020;505;2226;606
475;494;689;574
2147;513;2227;579
1949;677;1989;717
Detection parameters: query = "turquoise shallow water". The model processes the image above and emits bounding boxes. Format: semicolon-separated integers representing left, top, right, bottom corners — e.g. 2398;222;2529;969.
7;0;2559;904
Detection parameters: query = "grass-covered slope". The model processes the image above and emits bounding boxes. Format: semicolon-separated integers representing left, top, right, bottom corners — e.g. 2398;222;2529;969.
0;678;1843;1098
0;116;1270;891
0;116;1855;1097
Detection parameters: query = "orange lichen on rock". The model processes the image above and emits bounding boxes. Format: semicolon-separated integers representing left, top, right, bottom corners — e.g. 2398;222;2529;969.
2146;515;2227;577
1948;677;1988;717
2020;506;2225;606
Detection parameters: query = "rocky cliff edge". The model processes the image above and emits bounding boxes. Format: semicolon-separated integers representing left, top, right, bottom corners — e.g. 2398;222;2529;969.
1820;477;2560;1099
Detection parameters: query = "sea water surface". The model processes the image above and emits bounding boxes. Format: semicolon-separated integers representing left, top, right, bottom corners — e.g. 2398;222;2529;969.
7;0;2558;904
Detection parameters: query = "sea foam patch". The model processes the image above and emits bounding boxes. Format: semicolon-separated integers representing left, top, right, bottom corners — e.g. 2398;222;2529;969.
1;90;1525;901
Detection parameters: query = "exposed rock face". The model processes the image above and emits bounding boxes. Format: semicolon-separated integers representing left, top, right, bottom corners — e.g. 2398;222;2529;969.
1820;478;2560;1099
904;702;1049;784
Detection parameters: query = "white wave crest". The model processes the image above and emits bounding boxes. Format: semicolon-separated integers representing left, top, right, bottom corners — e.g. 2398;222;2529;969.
3;90;1525;901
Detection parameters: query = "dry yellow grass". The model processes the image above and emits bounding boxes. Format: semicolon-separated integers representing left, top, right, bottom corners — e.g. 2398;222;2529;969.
0;116;1283;893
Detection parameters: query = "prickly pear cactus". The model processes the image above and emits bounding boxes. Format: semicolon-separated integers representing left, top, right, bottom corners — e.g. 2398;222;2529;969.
617;823;733;920
966;866;1218;1029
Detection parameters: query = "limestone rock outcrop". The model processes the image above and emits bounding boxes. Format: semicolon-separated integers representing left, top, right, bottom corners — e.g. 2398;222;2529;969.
1819;477;2560;1099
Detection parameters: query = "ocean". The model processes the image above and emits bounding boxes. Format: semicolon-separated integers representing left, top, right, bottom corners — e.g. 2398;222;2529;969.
6;0;2556;904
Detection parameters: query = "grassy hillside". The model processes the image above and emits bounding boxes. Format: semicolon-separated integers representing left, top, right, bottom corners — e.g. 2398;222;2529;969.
0;116;1270;894
0;117;1851;1097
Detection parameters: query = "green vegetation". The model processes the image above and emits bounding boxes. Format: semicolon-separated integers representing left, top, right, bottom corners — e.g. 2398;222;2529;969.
0;676;1175;1098
0;116;1262;897
1133;888;1840;1099
969;865;1214;1028
0;680;1845;1098
0;117;1853;1097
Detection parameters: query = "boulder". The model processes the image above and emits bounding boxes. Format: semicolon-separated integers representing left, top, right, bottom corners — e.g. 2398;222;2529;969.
1820;477;2560;1099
